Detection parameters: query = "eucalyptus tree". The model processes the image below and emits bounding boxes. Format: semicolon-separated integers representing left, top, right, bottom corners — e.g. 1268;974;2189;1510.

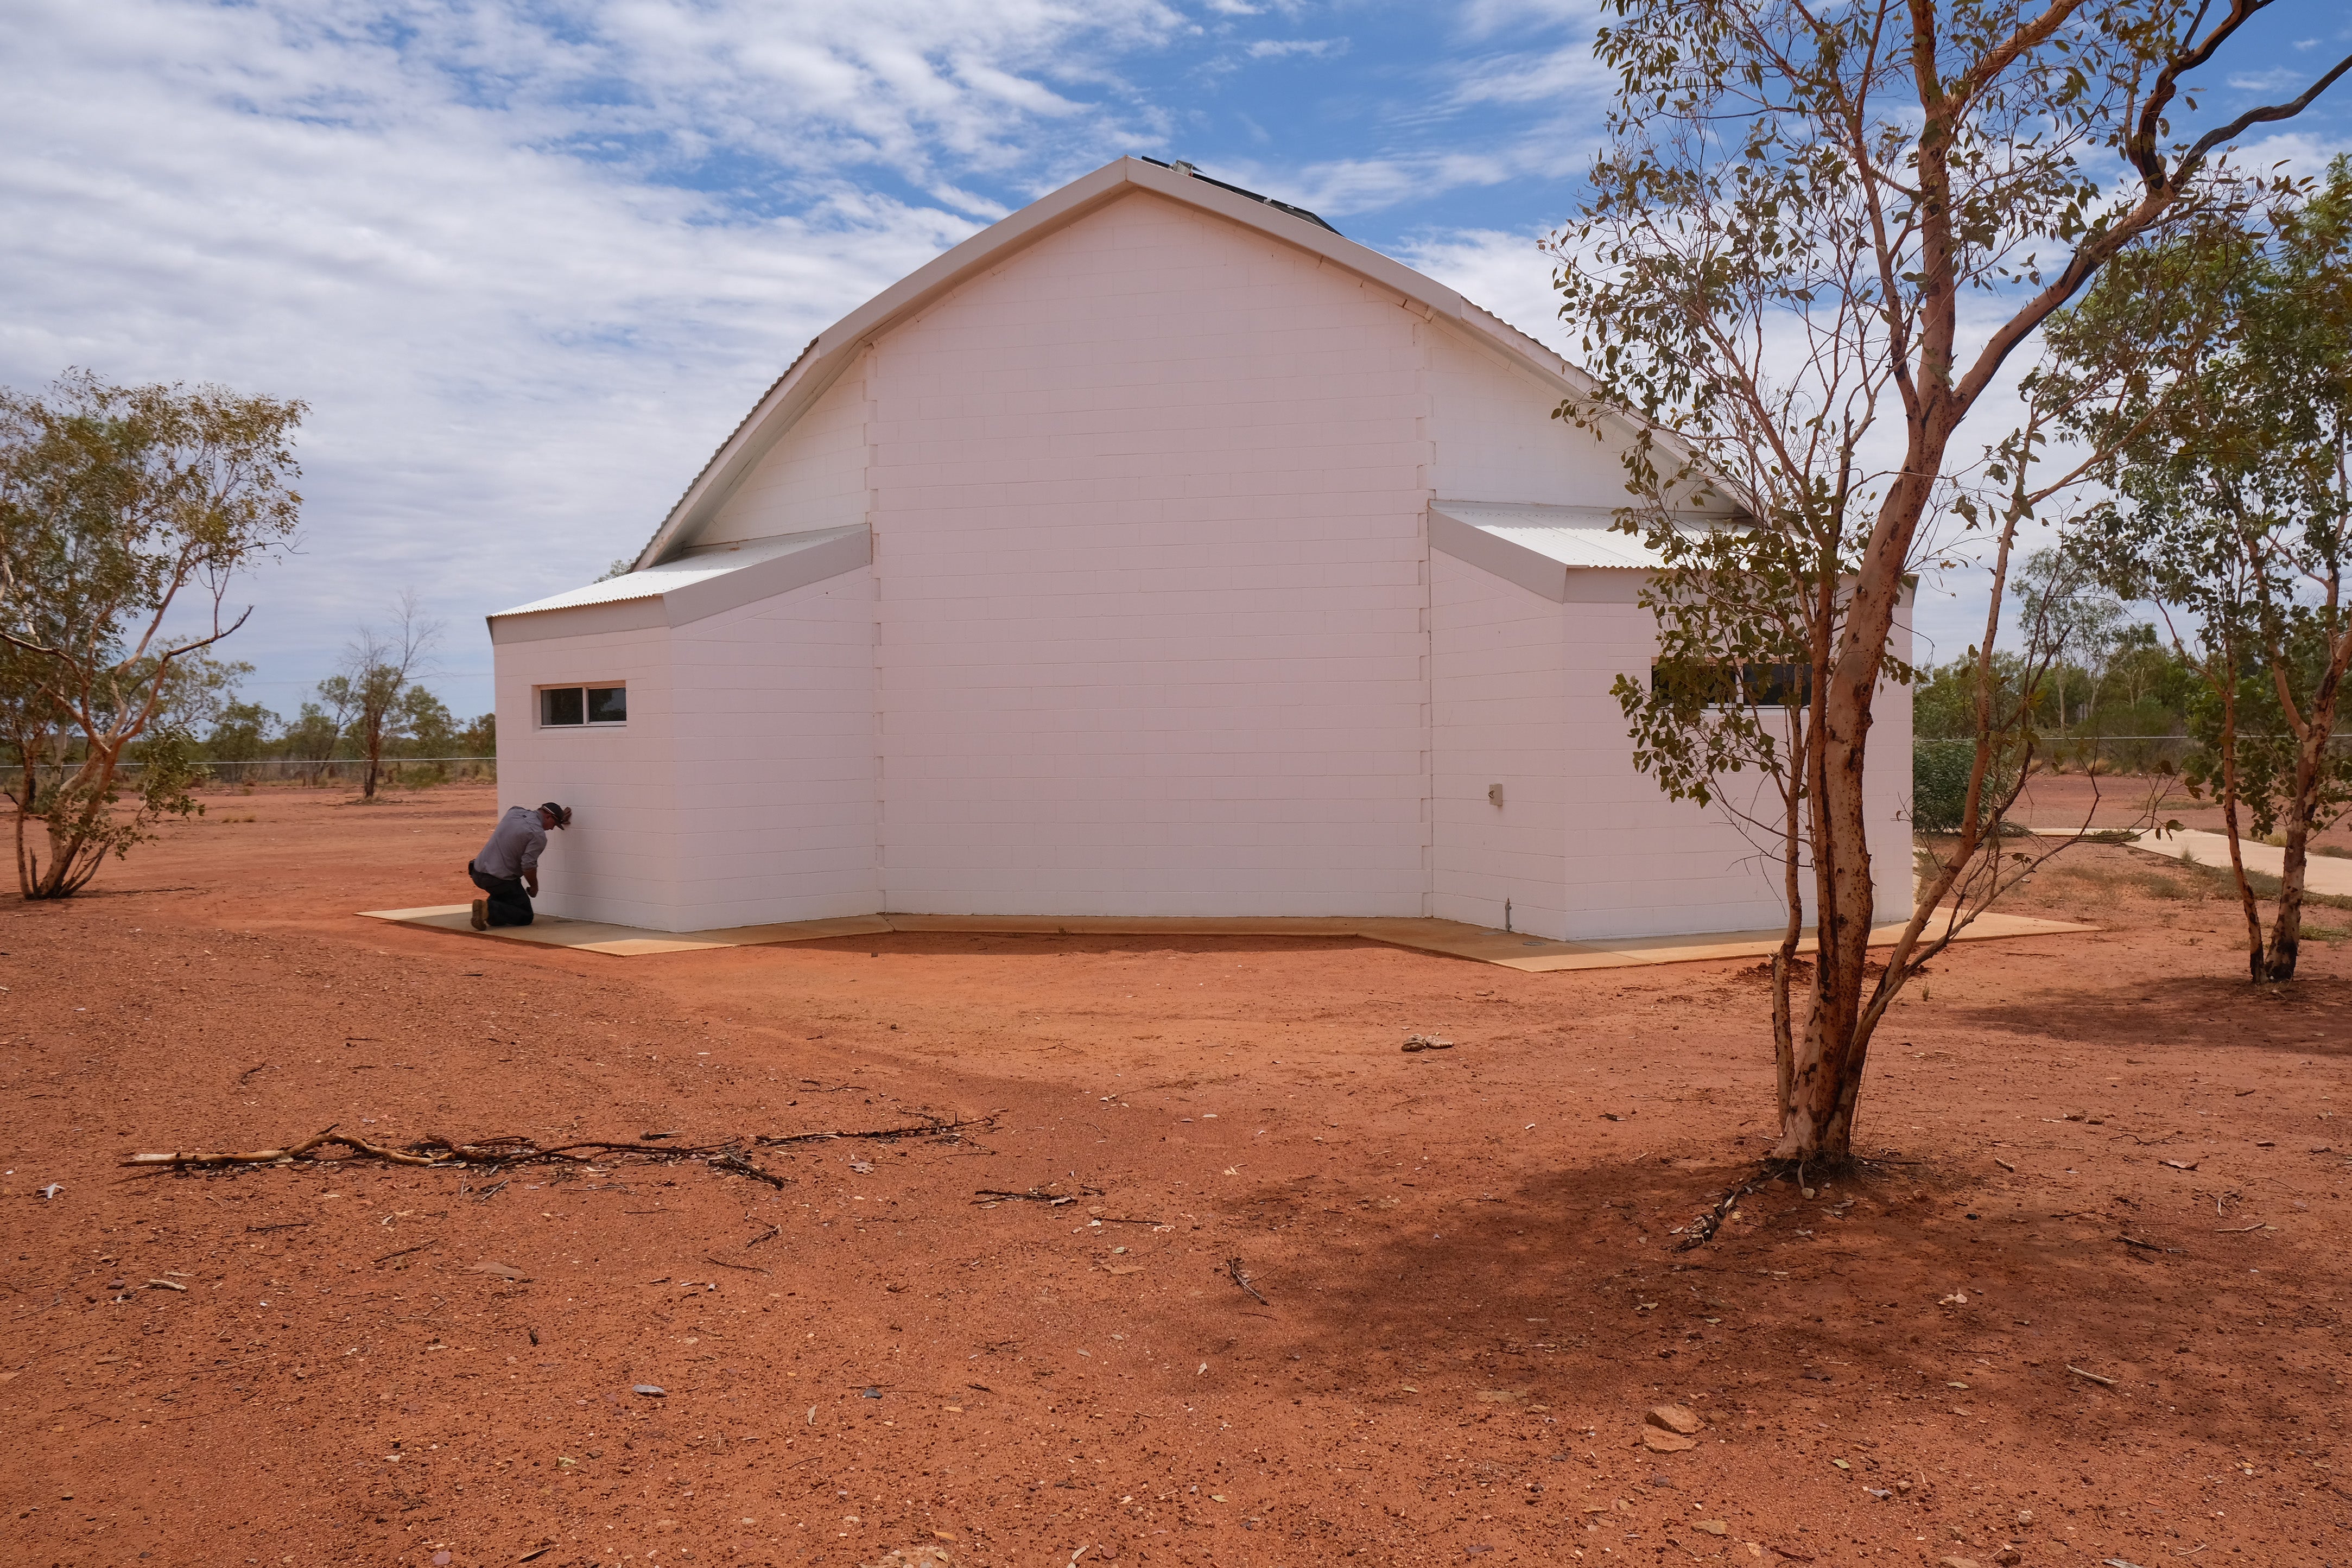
0;371;303;897
2059;161;2352;981
318;591;440;801
1552;0;2349;1161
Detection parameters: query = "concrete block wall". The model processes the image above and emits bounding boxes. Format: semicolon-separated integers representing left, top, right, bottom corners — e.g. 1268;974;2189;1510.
864;189;1435;916
1424;326;1627;506
491;572;878;932
491;626;682;928
699;361;872;547
667;568;879;929
489;181;1917;937
1430;549;1571;937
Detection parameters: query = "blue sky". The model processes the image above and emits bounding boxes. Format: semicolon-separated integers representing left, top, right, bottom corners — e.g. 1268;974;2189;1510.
3;0;2348;722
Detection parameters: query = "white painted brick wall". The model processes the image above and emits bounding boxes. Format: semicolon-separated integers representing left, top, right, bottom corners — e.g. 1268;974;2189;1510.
492;627;682;928
699;362;871;546
866;190;1434;916
666;569;879;929
490;569;877;931
1425;325;1628;506
490;182;1914;938
1430;550;1571;937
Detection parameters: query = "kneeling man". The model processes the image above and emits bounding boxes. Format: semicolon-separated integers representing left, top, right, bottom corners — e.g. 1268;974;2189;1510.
468;801;571;929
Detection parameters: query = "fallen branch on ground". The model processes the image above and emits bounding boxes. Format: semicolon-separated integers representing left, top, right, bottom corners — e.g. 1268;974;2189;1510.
757;1113;997;1147
1675;1172;1768;1252
974;1188;1081;1206
120;1118;986;1183
2118;1234;2182;1254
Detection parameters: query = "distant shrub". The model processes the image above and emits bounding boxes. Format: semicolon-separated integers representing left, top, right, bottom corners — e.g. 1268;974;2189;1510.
1912;740;2022;834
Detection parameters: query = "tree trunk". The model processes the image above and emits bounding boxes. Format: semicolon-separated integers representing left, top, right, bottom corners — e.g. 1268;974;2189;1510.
1773;597;1894;1161
363;716;383;801
1769;446;1935;1162
20;746;121;900
2264;636;2350;982
2213;659;2269;981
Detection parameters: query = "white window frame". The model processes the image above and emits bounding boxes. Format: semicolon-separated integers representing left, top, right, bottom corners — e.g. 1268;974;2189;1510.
536;683;628;728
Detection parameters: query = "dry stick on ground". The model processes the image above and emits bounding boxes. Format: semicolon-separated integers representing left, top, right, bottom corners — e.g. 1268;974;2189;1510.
757;1113;998;1147
1226;1256;1268;1305
709;1151;789;1189
974;1189;1077;1206
745;1223;782;1247
1675;1175;1768;1252
118;1118;988;1183
703;1253;771;1275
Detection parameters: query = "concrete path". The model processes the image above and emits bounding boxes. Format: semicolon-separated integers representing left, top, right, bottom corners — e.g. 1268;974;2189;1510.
2040;827;2352;898
359;904;2093;972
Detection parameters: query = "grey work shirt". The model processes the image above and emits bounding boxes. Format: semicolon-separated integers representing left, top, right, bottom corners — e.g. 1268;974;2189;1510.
473;806;548;880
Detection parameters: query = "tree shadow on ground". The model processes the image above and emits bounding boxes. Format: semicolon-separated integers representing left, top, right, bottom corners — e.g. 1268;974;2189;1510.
1951;971;2352;1058
1261;1140;2330;1462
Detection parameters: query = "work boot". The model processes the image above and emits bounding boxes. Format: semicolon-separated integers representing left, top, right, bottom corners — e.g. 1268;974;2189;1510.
470;899;488;931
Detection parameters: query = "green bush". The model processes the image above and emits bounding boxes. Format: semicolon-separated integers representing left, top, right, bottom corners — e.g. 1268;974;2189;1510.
1912;740;2023;834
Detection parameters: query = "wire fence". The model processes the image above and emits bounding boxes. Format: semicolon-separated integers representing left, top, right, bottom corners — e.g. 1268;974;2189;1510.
1919;733;2352;776
102;757;498;787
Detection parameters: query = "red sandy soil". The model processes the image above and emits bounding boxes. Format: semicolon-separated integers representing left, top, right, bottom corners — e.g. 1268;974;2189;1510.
2012;771;2352;855
4;782;2348;1568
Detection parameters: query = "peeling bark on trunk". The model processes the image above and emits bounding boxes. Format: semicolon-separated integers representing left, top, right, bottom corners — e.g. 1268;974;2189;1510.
2263;642;2350;982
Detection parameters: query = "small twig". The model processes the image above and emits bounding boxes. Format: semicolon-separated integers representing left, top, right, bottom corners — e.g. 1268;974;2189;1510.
1993;1157;2016;1173
1093;1216;1165;1226
374;1241;435;1265
709;1151;789;1189
704;1253;771;1276
2118;1234;2181;1253
975;1189;1076;1206
1226;1256;1267;1305
245;1222;312;1233
745;1223;782;1248
2215;1222;2267;1233
759;1113;995;1147
2066;1364;2116;1388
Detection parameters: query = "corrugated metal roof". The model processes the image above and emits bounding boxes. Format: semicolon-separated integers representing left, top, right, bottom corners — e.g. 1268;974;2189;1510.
493;529;853;618
1428;501;1673;570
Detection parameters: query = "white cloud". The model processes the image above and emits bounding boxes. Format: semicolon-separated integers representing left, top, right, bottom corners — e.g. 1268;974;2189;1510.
1245;38;1347;60
0;0;1194;714
1390;225;1573;354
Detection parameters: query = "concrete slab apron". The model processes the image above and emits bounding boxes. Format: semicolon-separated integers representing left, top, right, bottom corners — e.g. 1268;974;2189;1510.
358;905;2093;972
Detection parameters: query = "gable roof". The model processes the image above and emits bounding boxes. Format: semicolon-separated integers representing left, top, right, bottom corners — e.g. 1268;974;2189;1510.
633;155;1682;569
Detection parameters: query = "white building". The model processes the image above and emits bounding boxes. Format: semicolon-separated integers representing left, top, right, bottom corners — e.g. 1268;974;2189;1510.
489;157;1912;939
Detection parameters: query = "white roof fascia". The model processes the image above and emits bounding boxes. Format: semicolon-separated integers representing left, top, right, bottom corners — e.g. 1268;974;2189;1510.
491;525;870;645
635;156;1684;569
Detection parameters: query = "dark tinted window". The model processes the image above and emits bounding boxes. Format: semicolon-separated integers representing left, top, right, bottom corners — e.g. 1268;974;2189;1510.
586;686;627;724
541;687;585;726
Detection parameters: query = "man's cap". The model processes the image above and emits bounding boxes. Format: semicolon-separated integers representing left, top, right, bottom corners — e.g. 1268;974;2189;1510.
540;801;572;829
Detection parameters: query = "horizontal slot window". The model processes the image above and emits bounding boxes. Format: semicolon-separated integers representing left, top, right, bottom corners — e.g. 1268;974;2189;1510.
539;684;626;727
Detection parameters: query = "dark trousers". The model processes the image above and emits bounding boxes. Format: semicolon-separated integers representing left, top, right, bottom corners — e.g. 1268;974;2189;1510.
468;861;534;927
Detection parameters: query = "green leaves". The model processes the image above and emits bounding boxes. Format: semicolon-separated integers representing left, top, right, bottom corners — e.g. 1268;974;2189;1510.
0;370;303;897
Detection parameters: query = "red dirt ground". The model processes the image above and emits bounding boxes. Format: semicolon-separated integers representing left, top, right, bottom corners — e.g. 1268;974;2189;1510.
4;782;2348;1568
2012;771;2352;854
